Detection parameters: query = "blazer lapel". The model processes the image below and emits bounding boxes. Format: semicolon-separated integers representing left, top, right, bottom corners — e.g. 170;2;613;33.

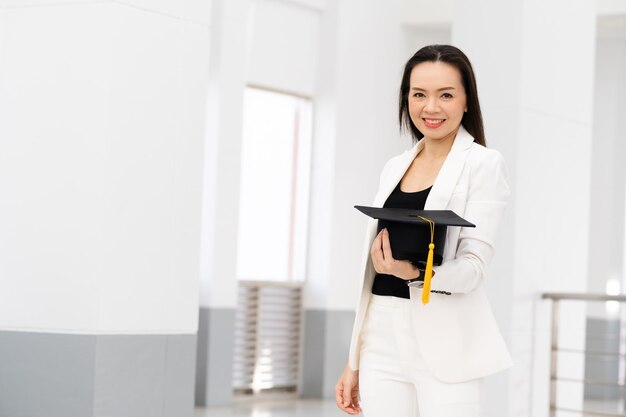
424;124;474;209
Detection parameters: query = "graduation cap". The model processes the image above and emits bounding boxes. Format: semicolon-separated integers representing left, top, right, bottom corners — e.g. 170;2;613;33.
354;205;475;304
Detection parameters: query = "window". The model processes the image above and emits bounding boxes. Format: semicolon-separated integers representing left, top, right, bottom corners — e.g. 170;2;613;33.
233;86;312;396
236;87;312;283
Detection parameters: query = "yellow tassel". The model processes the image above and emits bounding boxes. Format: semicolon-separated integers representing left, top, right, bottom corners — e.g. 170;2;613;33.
422;243;434;304
417;215;435;305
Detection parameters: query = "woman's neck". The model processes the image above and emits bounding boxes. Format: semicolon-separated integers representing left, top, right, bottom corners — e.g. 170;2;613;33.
420;127;458;159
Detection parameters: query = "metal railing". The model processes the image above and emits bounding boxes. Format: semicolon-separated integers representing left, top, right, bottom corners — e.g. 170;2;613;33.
543;293;626;417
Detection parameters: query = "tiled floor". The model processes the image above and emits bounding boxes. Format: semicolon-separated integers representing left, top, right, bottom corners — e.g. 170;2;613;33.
195;397;350;417
195;397;625;417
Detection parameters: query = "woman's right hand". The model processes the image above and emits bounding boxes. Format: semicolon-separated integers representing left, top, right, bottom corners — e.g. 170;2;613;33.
371;228;420;280
334;362;362;415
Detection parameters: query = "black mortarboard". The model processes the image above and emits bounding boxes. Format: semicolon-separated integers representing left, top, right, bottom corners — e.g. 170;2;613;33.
354;205;476;304
354;206;475;265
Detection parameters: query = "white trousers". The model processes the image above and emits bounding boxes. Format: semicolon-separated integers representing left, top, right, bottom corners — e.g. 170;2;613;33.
358;294;485;417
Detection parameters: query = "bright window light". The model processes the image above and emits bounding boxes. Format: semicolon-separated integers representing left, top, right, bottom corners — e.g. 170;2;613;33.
605;276;621;318
236;87;312;282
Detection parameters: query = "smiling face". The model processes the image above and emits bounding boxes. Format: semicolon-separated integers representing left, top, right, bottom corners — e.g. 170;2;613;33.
408;61;467;142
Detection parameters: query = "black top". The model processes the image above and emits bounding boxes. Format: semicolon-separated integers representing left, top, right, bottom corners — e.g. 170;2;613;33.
371;182;432;299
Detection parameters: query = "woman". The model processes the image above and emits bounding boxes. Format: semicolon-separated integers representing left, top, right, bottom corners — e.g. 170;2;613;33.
334;44;513;417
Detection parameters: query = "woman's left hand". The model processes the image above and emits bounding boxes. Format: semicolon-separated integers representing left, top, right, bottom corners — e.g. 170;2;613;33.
370;228;420;280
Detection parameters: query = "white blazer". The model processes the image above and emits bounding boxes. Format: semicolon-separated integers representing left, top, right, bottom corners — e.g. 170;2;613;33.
347;124;513;383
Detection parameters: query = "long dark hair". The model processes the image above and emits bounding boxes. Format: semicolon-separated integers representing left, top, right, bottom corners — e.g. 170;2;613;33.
398;44;486;147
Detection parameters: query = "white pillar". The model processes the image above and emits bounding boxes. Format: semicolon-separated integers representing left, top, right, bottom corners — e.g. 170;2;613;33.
0;2;211;416
452;1;596;416
196;0;250;406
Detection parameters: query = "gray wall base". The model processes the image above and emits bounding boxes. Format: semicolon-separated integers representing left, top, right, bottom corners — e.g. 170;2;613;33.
301;309;326;397
195;307;236;407
192;307;355;403
300;309;355;399
0;331;195;417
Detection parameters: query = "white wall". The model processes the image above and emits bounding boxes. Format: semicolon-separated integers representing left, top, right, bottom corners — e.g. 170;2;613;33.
401;0;453;26
597;0;626;15
402;24;451;58
0;1;211;334
198;0;248;309
246;0;321;97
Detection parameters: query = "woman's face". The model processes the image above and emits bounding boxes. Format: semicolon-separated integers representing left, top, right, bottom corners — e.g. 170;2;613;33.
408;61;467;142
